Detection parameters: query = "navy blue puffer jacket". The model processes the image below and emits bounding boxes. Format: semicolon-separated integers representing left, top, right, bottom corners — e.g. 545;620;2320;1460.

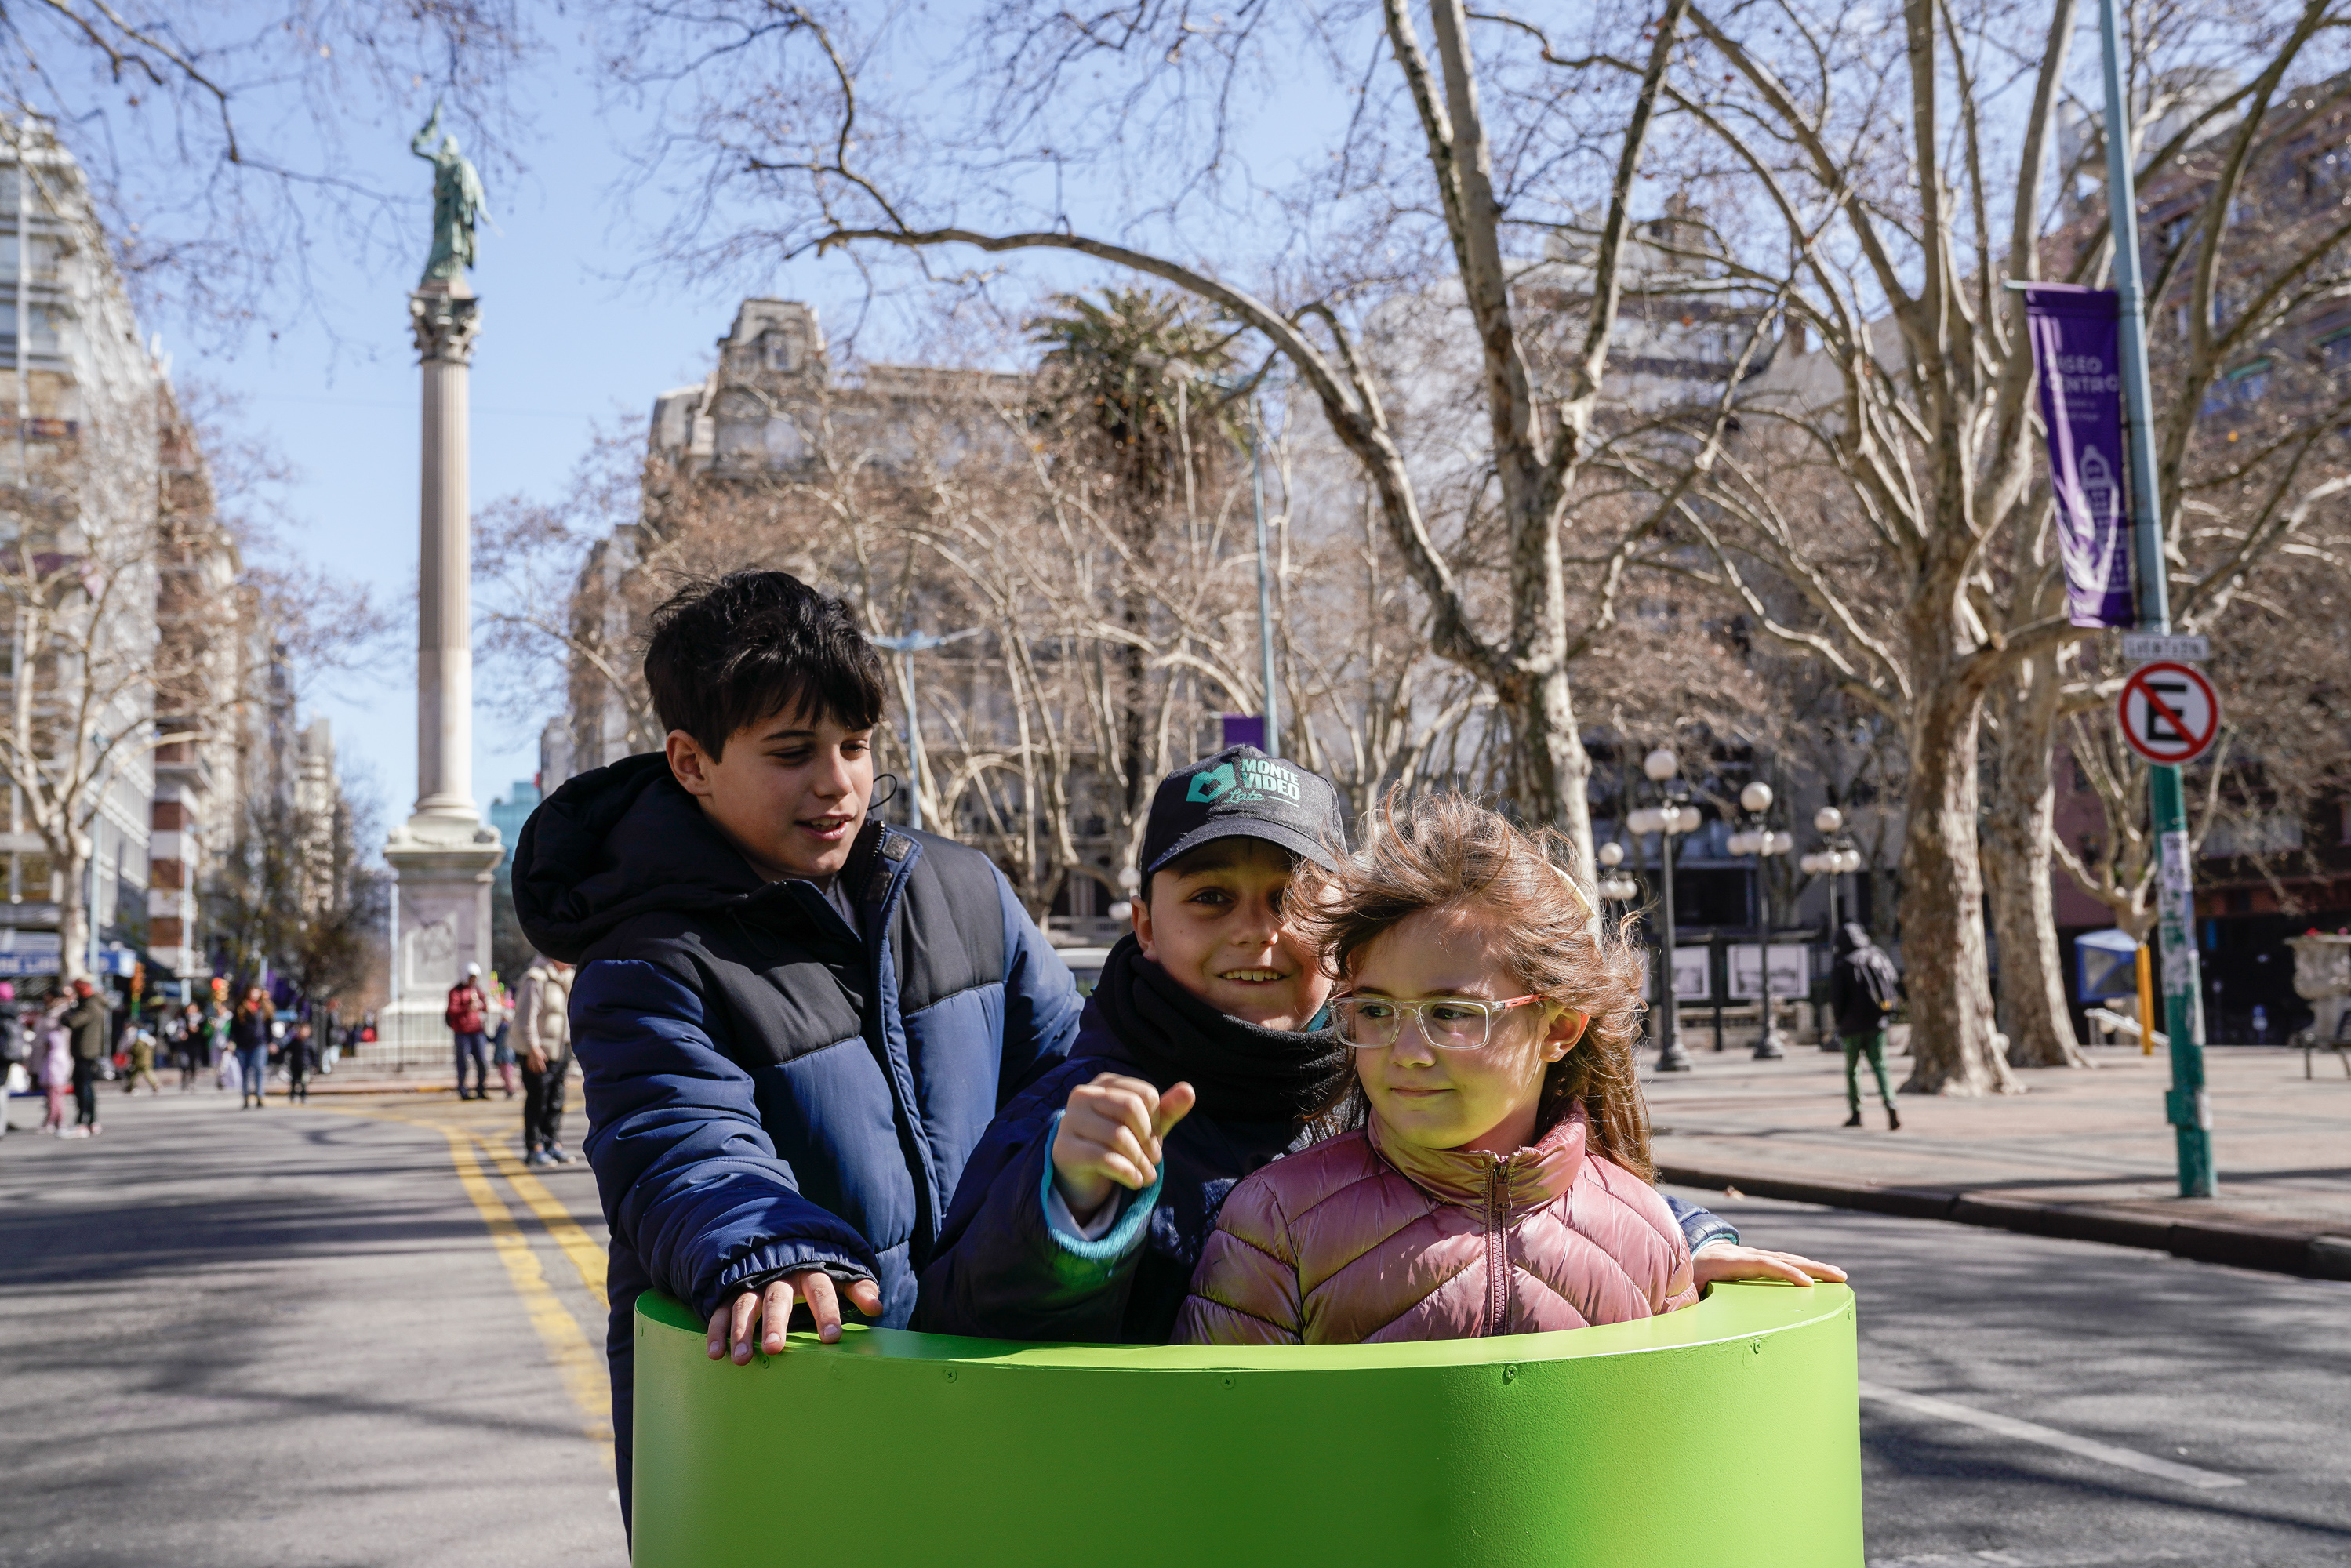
513;754;1082;1511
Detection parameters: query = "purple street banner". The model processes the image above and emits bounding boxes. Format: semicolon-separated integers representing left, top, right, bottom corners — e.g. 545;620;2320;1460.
2023;285;2135;628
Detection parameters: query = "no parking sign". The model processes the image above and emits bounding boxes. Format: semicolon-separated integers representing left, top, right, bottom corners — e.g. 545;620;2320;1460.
2117;660;2219;765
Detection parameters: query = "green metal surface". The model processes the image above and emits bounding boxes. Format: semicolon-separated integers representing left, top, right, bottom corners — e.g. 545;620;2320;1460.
631;1283;1862;1566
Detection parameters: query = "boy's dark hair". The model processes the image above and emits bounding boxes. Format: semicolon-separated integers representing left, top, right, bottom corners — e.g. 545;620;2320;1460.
643;571;887;758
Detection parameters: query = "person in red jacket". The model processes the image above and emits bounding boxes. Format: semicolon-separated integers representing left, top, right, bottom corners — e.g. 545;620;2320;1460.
445;964;489;1100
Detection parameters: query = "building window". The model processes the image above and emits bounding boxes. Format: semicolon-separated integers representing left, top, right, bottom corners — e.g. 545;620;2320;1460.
2226;358;2273;403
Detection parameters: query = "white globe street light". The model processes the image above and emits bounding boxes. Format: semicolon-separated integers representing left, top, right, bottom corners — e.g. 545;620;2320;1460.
1731;786;1794;1062
1805;808;1864;1049
1632;746;1695;1073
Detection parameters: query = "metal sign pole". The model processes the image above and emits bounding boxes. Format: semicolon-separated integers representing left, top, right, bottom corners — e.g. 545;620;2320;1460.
2098;0;2215;1196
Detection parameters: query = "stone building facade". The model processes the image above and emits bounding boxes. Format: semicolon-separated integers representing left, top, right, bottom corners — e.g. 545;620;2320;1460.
0;123;293;989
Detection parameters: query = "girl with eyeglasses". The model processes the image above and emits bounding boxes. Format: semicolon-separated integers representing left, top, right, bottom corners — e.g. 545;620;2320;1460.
1177;792;1700;1345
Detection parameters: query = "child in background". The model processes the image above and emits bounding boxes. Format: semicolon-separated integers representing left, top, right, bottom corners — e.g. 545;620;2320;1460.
492;1008;518;1099
1179;793;1695;1345
282;1022;316;1103
121;1023;161;1094
38;1003;71;1133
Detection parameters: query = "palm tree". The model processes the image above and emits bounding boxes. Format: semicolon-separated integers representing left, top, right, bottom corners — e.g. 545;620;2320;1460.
1030;289;1241;833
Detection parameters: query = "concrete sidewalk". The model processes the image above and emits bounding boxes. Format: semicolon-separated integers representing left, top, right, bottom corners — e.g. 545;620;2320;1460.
1644;1042;2351;1279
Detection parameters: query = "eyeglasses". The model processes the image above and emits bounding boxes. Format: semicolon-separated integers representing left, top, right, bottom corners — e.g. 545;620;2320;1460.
1330;994;1546;1051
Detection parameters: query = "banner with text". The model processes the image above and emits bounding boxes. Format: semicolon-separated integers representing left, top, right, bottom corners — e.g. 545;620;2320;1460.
2024;285;2135;627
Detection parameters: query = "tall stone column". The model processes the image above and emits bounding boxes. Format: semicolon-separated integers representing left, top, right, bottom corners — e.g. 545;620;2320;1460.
380;278;503;1057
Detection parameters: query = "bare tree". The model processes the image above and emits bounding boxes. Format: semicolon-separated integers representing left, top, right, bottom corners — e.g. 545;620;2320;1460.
1604;0;2351;1091
1986;38;2351;1067
0;3;536;340
597;0;1750;879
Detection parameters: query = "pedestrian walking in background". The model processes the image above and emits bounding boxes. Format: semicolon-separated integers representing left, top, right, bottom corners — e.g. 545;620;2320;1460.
282;1021;316;1104
514;959;574;1166
445;964;489;1100
173;1002;206;1091
491;1009;518;1099
1828;922;1904;1131
205;996;233;1091
231;986;275;1110
63;978;108;1136
38;1002;71;1134
122;1022;161;1094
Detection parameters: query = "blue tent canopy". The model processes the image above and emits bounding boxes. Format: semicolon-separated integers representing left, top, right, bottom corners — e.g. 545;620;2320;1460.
2074;927;2143;1001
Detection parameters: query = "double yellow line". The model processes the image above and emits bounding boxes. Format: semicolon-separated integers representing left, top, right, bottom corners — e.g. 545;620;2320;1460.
315;1104;613;1465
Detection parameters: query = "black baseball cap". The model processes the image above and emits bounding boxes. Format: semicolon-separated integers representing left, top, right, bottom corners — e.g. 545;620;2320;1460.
1140;746;1347;878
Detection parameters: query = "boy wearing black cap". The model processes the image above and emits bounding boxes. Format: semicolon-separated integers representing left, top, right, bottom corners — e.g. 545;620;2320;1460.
917;749;1827;1342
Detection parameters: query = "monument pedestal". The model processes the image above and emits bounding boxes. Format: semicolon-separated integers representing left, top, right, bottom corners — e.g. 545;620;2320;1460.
373;811;504;1062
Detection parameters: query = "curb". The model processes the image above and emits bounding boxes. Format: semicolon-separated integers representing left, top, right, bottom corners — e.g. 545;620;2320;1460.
1658;1163;2351;1283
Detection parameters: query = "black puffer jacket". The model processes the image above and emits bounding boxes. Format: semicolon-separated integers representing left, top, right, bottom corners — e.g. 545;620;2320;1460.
1826;922;1905;1036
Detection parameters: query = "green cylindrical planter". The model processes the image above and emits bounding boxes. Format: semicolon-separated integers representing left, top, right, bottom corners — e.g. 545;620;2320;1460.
633;1283;1862;1567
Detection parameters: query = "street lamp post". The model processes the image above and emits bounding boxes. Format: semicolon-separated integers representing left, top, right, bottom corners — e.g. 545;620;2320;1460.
1800;808;1865;1051
1246;397;1280;756
1158;359;1281;753
870;626;983;834
1596;840;1641;906
1728;781;1794;1061
1627;747;1699;1073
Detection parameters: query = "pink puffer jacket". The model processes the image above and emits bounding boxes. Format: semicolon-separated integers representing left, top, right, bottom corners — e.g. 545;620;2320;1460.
1174;1105;1696;1345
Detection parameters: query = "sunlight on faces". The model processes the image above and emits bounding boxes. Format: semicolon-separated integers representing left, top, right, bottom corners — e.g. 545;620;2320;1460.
1132;837;1332;1031
1350;905;1586;1157
666;701;874;883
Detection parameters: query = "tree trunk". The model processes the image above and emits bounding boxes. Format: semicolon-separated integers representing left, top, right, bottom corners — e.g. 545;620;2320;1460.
1984;651;2090;1068
1896;675;2019;1094
56;837;88;983
1513;661;1597;883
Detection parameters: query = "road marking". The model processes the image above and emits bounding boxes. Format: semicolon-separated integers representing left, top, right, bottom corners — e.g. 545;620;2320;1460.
469;1137;609;1305
1858;1380;2244;1490
440;1127;615;1457
307;1102;609;1305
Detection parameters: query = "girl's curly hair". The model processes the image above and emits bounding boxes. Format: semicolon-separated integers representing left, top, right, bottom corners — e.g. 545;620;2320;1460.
1291;789;1655;1178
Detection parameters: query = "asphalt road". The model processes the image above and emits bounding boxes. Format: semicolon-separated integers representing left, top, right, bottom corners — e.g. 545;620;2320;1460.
1661;1184;2351;1567
0;1083;623;1568
1;1084;2343;1567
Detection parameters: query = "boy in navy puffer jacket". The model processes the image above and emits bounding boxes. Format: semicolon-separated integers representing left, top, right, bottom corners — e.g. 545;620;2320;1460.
513;572;1082;1528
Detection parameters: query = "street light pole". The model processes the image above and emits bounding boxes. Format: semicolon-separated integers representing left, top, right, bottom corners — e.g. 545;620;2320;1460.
1248;397;1280;755
870;626;983;836
1804;807;1863;1052
1731;781;1791;1060
2096;0;2215;1196
1631;747;1695;1073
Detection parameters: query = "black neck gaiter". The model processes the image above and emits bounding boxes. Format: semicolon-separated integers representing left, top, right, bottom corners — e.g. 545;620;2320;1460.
1092;934;1350;1124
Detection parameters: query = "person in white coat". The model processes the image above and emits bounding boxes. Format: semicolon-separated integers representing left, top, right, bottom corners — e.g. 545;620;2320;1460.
515;959;575;1166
